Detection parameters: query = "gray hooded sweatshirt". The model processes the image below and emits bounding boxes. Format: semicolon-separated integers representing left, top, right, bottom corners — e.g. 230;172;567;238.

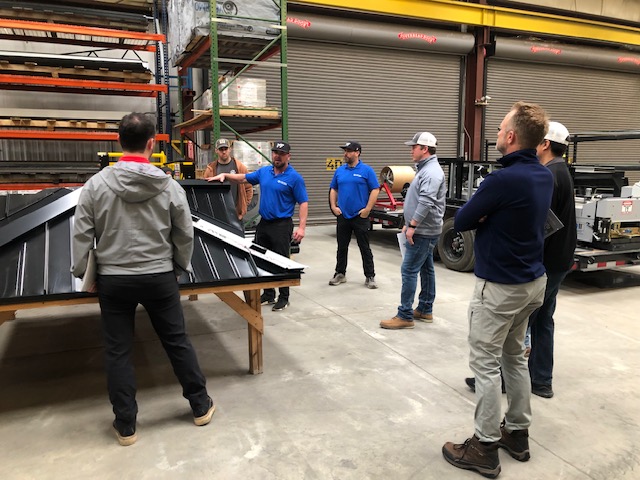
71;160;193;278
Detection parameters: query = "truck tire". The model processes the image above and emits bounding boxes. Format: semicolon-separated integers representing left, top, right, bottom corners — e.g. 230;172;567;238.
438;217;475;272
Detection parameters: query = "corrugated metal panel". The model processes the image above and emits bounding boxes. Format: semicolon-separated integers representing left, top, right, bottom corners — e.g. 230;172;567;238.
0;182;303;305
245;39;463;222
485;59;640;185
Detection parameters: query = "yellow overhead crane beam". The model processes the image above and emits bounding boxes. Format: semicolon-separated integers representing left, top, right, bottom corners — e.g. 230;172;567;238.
293;0;640;47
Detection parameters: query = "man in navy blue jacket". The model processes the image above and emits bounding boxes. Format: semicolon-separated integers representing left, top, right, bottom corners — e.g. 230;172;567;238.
442;102;553;478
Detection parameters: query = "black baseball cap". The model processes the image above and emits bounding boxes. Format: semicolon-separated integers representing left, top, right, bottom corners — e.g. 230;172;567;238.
271;141;290;153
339;141;361;152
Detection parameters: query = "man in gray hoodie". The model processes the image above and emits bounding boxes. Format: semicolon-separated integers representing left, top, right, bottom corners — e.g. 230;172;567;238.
380;132;446;329
72;113;214;446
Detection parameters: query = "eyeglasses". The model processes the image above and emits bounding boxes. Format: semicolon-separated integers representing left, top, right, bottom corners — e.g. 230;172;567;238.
218;147;229;151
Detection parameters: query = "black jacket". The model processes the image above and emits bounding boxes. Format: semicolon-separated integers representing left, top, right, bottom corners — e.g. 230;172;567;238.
544;157;577;273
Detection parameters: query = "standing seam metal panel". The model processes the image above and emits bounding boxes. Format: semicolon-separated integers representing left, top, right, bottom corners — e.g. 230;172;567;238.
485;59;640;185
247;39;463;223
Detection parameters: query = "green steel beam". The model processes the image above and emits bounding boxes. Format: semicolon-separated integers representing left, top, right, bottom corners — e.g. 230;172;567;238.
210;0;221;143
281;0;289;142
293;0;640;47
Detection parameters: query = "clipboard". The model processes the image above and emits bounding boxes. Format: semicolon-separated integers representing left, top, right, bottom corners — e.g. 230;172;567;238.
544;209;564;239
81;249;97;291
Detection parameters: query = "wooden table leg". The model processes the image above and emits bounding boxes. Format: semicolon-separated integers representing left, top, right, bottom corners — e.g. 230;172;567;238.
0;310;16;326
216;290;264;375
244;290;263;374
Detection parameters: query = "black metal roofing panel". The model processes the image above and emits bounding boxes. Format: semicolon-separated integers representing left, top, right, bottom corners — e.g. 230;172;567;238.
0;181;304;305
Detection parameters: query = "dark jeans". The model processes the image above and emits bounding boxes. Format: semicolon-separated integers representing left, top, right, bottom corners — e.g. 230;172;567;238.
97;272;209;424
528;269;569;386
255;217;293;301
335;214;375;278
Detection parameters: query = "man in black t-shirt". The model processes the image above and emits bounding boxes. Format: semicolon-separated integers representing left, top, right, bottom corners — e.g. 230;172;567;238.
528;121;577;399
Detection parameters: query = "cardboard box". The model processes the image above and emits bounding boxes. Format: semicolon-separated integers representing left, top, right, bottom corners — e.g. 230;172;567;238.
232;141;271;172
199;77;267;109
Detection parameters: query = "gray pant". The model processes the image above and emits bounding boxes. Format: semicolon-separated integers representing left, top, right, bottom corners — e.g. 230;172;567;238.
468;276;546;442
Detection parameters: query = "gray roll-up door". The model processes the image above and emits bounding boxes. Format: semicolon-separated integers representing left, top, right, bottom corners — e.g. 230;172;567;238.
247;39;463;223
485;59;640;185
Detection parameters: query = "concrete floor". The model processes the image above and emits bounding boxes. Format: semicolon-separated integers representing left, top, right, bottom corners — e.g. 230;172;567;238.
1;225;639;480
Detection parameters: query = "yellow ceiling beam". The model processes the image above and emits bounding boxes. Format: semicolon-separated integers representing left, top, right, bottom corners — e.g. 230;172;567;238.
292;0;640;47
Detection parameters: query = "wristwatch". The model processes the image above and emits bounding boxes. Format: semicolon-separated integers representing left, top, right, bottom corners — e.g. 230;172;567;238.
406;224;416;229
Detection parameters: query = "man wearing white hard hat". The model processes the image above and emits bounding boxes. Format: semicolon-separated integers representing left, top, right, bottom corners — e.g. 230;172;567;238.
380;131;446;329
527;121;577;399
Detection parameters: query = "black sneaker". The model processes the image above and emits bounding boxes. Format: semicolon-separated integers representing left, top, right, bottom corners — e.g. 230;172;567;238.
531;383;554;398
464;377;506;394
113;419;137;446
272;298;289;311
193;397;216;426
260;293;275;305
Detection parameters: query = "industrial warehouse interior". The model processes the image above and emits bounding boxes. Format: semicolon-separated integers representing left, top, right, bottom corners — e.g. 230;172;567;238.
1;0;640;479
0;226;638;479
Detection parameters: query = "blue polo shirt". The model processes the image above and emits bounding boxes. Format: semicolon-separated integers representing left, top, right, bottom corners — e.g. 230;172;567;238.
245;164;308;220
329;160;379;219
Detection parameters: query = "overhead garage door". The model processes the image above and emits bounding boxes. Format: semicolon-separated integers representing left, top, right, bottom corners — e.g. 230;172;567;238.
246;13;472;223
484;38;640;185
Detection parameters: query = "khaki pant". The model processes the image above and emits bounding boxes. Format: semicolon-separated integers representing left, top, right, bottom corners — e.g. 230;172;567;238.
468;276;546;442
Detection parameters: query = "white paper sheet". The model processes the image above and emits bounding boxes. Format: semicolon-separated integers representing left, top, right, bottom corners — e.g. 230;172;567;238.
397;231;407;259
81;250;97;292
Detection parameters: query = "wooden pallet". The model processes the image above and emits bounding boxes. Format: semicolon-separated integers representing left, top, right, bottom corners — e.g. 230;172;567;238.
0;8;149;32
181;107;281;124
0;62;152;83
14;0;153;11
0;117;118;130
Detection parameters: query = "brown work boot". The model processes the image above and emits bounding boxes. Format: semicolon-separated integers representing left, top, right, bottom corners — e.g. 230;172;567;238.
498;421;530;461
413;309;433;323
442;435;501;478
379;316;414;329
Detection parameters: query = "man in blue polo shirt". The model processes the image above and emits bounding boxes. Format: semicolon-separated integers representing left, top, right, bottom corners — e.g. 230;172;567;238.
328;141;380;288
209;141;308;311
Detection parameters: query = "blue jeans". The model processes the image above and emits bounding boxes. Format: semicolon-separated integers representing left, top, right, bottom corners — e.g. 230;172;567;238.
527;269;569;386
397;235;439;320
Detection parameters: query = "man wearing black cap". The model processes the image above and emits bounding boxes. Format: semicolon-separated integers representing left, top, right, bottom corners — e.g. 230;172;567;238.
208;141;308;311
328;141;380;288
203;138;253;221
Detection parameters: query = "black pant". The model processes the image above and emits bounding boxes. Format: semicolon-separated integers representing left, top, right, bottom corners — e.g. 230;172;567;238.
97;272;209;424
335;214;375;278
255;217;293;301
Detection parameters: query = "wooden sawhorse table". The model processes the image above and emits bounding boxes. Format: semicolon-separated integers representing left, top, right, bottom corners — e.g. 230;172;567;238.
0;278;300;374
